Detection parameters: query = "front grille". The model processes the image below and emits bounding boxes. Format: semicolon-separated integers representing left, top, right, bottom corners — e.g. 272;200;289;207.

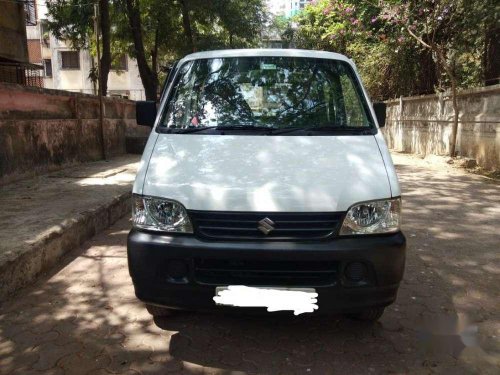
189;211;344;241
194;259;339;286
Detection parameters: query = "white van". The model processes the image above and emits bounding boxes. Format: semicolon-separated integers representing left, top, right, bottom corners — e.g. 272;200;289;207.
128;49;406;321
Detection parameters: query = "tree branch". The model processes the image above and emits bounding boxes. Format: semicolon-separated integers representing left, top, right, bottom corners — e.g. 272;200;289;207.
406;26;433;50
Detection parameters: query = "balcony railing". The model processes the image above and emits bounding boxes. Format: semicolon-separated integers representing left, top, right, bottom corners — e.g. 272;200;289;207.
24;0;37;26
0;61;44;88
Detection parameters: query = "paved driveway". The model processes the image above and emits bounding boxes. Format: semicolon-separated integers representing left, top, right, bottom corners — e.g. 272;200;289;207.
1;153;499;374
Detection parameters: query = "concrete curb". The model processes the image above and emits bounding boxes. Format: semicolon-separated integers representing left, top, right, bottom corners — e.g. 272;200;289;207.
0;192;132;302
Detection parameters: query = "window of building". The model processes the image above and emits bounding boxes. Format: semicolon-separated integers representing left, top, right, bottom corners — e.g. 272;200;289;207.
60;51;80;70
112;55;128;71
24;0;37;26
43;59;52;77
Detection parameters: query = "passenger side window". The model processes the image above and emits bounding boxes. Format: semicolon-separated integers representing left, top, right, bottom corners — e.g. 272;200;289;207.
340;75;368;127
165;62;198;127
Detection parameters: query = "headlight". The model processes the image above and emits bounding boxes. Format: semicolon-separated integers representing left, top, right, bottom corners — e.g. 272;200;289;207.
132;195;193;233
339;198;401;235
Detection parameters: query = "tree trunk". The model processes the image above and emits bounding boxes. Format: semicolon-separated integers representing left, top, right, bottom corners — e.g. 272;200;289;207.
416;49;437;95
180;0;195;52
124;0;158;100
437;53;460;157
449;77;459;157
406;27;460;158
484;24;500;85
435;53;460;158
151;24;159;75
90;57;97;95
437;51;460;158
99;0;111;96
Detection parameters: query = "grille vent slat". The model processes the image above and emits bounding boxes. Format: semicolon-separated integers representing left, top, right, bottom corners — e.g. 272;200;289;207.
189;211;344;241
194;259;339;286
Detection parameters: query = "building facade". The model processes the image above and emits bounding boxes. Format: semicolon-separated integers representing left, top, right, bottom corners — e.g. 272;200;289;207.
263;0;312;48
0;0;43;86
267;0;312;18
25;1;145;100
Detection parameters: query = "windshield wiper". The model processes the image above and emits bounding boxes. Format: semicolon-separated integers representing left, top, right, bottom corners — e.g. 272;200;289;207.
216;125;276;131
269;126;373;135
167;126;218;134
164;125;371;135
165;124;276;134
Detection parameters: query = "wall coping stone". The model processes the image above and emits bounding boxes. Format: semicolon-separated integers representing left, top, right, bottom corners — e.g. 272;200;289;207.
0;81;136;105
385;84;500;105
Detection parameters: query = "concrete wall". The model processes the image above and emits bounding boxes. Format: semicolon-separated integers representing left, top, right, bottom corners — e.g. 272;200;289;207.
383;85;500;170
0;2;29;63
0;82;150;185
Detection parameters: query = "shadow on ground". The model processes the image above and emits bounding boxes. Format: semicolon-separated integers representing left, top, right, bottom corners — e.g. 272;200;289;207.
0;153;499;374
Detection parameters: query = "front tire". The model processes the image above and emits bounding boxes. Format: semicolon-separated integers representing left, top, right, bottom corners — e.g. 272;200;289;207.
145;304;174;317
346;307;385;322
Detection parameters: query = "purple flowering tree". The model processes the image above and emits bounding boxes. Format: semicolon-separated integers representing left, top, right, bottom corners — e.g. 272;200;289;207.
380;0;467;157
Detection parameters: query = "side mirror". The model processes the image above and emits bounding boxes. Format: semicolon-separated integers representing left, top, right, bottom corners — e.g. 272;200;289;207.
373;102;386;128
136;101;157;127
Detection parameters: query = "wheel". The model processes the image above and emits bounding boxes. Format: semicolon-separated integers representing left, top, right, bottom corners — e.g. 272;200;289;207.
145;304;174;317
346;307;385;322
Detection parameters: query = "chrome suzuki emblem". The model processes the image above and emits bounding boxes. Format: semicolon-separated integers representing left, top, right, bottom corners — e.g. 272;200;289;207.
258;217;275;235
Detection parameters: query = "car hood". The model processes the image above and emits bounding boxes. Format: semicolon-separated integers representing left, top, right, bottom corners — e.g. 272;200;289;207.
142;134;391;212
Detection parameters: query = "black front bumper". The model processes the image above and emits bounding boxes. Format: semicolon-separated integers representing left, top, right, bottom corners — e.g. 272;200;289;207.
127;229;406;314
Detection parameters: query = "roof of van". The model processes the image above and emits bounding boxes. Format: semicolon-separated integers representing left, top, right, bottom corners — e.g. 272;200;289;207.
179;49;352;64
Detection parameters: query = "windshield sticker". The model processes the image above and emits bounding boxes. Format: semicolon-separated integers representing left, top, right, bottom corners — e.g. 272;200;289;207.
260;63;277;70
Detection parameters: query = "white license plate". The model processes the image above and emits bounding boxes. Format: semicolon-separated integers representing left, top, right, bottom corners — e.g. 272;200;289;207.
214;285;318;315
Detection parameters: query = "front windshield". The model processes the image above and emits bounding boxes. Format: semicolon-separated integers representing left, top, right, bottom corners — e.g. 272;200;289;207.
161;56;374;130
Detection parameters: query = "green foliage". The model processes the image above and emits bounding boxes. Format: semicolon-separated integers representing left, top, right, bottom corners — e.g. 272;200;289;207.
46;0;94;49
46;0;266;93
286;0;499;99
293;0;375;53
45;0;498;99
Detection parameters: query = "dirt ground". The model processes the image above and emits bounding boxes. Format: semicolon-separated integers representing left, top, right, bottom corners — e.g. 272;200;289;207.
0;152;499;374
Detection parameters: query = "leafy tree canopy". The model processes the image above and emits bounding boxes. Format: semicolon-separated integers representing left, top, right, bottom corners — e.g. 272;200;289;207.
276;0;499;100
46;0;266;98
